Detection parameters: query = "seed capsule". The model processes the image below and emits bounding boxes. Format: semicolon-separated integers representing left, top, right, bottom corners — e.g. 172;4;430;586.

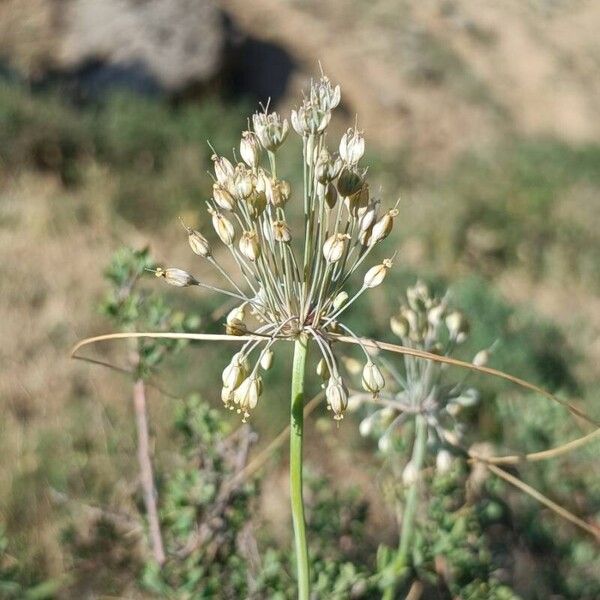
212;183;235;211
226;318;247;336
239;231;261;261
252;111;289;151
187;229;211;257
326;377;348;420
212;154;235;185
323;182;338;209
233;166;254;200
339;127;365;165
272;220;291;243
359;202;378;233
315;148;342;184
155;267;196;287
361;361;385;394
336;166;363;198
210;210;235;246
221;385;235;409
323;233;350;263
363;258;393;289
265;177;291;208
370;209;399;245
240;130;261;168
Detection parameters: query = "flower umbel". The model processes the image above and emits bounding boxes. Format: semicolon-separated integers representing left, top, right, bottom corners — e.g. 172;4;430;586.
157;75;398;422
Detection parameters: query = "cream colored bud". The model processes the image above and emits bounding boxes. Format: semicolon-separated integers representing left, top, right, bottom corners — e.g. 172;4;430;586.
155;267;196;287
446;311;469;342
239;231;261;261
361;361;385;394
227;304;246;324
187;229;211;257
359;416;374;437
436;449;453;474
370;209;398;245
378;434;392;453
326;377;348;420
473;349;490;367
211;210;235;245
359;202;378;233
363;258;393;289
260;348;274;370
339;127;365;165
323;233;350;263
212;154;235;185
222;353;248;389
332;291;348;310
271;220;291;243
316;357;330;381
233;375;262;421
427;302;446;327
402;461;418;486
212;183;235;211
240;130;261;168
390;314;409;338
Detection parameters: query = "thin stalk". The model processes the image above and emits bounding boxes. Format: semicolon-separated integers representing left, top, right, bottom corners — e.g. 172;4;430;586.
383;414;427;600
290;334;310;600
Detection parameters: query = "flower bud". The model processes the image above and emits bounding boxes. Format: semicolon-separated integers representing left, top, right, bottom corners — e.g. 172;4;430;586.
155;267;196;287
427;302;446;327
210;210;235;246
359;416;374;437
240;130;261;168
402;461;418;486
378;433;392;453
359;202;378;233
212;154;235;185
212;183;235;211
272;220;291;243
336;166;363;198
260;348;274;370
446;311;469;343
323;233;350;263
239;231;261;261
339;127;365;165
361;361;385;394
363;258;393;289
252;111;289;151
436;449;453;474
316;357;330;382
390;314;409;338
332;291;348;310
326;377;348;420
222;352;248;389
370;209;399;245
187;229;211;257
234;375;263;421
473;349;490;367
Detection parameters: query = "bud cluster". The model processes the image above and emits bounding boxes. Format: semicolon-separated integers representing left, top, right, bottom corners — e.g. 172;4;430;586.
351;282;494;475
155;75;399;421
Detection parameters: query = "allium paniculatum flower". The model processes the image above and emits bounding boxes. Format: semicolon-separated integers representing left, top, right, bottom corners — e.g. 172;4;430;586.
156;76;399;422
350;281;494;473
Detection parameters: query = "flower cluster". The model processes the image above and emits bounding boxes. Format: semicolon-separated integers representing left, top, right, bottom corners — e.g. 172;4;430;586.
351;281;493;476
154;76;398;421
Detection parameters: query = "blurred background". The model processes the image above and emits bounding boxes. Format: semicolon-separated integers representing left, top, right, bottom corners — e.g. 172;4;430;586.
1;0;599;598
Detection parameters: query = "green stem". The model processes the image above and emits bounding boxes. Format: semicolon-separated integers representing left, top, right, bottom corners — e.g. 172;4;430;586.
290;334;310;600
383;414;427;600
